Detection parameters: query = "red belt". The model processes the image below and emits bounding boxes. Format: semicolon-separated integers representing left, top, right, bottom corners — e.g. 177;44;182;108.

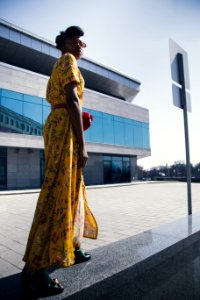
51;103;93;131
51;103;67;110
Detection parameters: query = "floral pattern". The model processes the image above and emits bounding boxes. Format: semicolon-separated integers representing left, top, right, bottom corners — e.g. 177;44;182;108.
23;53;98;270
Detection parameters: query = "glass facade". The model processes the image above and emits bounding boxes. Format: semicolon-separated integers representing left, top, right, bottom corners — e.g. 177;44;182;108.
84;109;150;149
104;155;130;184
0;88;50;136
0;88;150;149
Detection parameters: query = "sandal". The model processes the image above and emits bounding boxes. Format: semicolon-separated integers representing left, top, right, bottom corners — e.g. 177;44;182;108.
74;248;91;264
38;277;64;297
21;268;64;297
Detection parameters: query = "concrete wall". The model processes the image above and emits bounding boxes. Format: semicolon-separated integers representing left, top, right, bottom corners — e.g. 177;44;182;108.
7;147;40;189
84;89;149;123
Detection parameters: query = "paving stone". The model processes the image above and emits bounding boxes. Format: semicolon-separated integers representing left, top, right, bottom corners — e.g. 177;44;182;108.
1;182;200;279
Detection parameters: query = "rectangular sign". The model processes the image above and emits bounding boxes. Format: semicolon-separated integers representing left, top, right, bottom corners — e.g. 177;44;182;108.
169;38;190;89
172;83;191;112
169;39;191;112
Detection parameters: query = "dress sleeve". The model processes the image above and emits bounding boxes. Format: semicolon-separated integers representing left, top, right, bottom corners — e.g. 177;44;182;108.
58;53;80;87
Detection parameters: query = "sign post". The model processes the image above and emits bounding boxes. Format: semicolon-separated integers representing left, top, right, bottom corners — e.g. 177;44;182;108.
169;39;192;215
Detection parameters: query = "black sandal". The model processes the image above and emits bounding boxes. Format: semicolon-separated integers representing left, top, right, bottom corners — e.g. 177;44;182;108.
74;248;91;264
21;268;64;297
38;277;64;297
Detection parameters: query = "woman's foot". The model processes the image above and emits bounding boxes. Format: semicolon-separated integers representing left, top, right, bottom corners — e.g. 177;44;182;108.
21;267;64;297
74;248;91;264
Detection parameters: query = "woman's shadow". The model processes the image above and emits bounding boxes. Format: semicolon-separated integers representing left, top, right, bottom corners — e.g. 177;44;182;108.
0;272;22;300
0;271;56;300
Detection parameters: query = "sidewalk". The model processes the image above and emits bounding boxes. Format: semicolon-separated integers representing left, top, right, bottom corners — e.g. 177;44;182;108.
1;182;200;280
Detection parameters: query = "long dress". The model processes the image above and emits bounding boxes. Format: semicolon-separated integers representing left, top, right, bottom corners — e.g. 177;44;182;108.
23;53;98;270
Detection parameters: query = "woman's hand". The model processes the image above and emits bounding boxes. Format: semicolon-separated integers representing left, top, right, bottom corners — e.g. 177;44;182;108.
78;145;88;168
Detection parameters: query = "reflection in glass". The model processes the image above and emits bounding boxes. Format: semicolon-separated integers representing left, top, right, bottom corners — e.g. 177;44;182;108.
1;89;23;101
104;161;112;183
89;115;103;143
0;89;45;136
0;88;150;148
24;102;42;124
112;159;123;183
85;108;150;149
1;97;23;115
43;105;51;125
103;115;114;144
24;94;42;105
103;155;130;184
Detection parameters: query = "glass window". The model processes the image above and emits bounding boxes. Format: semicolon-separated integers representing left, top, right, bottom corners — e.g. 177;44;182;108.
20;123;25;130
49;47;60;58
83;126;91;142
113;156;122;161
5;117;9;124
103;155;130;184
10;30;20;43
1;89;23;101
42;105;51;125
104;156;112;161
103;114;114;144
123;156;130;161
21;35;31;47
124;122;134;147
122;160;130;182
142;123;150;149
0;89;150;149
133;123;142;148
41;43;50;54
24;102;42;125
16;121;19;128
24;94;42;105
104;161;112;184
112;160;123;183
90;114;103;143
32;39;41;51
1;97;23;115
114;119;124;145
0;26;9;39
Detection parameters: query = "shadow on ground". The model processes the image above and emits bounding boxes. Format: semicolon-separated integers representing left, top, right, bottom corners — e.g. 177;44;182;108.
0;273;22;300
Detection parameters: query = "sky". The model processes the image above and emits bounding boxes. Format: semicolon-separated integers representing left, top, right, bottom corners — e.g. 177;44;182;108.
1;0;200;169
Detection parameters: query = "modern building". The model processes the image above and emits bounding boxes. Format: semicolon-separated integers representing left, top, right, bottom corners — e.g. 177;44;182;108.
0;19;151;190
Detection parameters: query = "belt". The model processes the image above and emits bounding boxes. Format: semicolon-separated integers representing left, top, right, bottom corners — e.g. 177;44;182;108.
51;103;67;111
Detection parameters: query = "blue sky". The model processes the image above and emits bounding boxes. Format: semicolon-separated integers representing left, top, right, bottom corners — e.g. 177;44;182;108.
1;0;200;169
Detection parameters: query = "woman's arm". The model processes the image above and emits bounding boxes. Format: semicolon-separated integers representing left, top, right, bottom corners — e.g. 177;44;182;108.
65;82;88;168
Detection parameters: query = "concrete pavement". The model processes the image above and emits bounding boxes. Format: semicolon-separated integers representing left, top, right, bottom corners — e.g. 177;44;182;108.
1;181;200;279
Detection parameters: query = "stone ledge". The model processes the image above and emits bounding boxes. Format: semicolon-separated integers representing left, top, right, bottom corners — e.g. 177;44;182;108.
41;213;200;299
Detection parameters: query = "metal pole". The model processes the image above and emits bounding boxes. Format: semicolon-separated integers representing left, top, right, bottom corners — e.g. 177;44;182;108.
178;53;192;215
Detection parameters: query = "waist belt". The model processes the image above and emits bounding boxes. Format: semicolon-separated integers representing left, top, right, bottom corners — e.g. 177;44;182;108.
51;103;67;110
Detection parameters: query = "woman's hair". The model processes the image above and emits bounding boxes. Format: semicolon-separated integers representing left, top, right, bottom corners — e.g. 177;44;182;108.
55;26;84;50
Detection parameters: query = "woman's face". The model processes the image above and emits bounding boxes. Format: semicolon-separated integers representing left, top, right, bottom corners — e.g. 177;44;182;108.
62;37;87;59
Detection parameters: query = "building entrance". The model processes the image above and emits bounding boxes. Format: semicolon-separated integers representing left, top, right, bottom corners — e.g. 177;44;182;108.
103;155;130;184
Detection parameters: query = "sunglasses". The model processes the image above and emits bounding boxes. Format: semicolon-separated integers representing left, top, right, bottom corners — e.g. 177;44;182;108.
72;39;87;48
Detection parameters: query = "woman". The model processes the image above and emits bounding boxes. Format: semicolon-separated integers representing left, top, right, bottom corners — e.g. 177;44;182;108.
21;26;98;297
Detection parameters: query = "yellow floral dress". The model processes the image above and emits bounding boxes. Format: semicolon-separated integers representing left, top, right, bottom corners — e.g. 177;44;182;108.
23;53;98;270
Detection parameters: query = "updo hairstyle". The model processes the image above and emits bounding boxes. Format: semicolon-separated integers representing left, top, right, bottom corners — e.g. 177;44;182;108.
55;26;84;50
